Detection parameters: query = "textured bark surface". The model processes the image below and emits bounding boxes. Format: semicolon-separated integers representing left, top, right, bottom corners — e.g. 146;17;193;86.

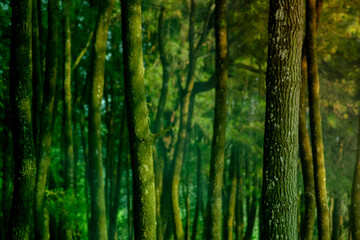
61;0;74;238
305;0;330;239
261;0;304;238
299;52;316;240
121;0;157;239
34;0;58;238
205;0;228;239
7;0;36;238
87;0;114;239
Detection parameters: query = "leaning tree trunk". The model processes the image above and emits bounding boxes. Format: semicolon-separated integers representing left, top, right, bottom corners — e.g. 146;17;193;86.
87;0;114;239
261;0;304;238
121;0;157;239
205;0;228;239
34;0;58;239
305;0;330;239
7;0;36;239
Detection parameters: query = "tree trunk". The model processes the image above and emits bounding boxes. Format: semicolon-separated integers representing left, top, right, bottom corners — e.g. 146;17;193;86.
299;50;316;240
154;7;171;240
350;92;360;240
34;0;59;238
205;1;228;239
121;1;157;239
305;0;330;239
191;143;203;240
224;144;238;240
243;191;257;240
331;194;342;240
235;145;244;240
87;0;114;239
32;0;43;151
61;0;74;238
7;0;36;238
261;0;304;238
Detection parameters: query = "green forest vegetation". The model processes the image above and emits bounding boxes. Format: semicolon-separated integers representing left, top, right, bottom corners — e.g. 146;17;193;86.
0;0;360;239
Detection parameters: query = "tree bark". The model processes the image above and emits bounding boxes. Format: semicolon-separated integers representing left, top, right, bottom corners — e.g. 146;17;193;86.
305;0;330;239
224;144;238;240
299;50;316;240
7;0;36;238
87;0;114;239
34;0;58;238
61;0;74;238
331;194;342;240
121;1;157;239
261;0;304;238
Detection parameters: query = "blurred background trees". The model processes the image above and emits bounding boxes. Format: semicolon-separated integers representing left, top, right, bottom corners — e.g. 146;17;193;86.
0;0;360;239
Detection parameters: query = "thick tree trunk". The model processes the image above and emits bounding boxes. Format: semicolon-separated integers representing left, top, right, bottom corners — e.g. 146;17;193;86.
61;0;74;238
87;0;114;239
261;0;304;238
299;51;316;240
305;0;330;239
34;0;58;238
7;0;36;238
121;1;157;239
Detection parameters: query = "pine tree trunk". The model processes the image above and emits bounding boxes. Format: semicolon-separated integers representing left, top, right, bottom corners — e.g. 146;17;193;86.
34;0;58;238
7;0;36;238
87;0;114;239
121;1;157;239
299;51;316;240
305;0;330;239
205;0;228;239
261;0;304;238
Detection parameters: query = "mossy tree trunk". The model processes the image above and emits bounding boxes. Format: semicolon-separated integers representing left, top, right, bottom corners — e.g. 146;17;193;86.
121;0;157;239
261;0;304;238
87;0;114;239
205;0;228;239
7;0;36;238
61;0;74;238
34;0;58;238
299;50;316;240
305;0;330;239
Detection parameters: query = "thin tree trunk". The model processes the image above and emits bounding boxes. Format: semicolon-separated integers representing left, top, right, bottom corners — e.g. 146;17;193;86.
7;0;36;238
121;1;157;239
243;191;257;240
61;0;74;238
299;50;316;240
108;106;126;240
87;0;114;239
191;143;203;240
235;145;244;240
205;1;228;239
261;0;304;238
305;0;330;239
350;92;360;239
34;0;59;238
32;0;43;151
331;194;342;240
